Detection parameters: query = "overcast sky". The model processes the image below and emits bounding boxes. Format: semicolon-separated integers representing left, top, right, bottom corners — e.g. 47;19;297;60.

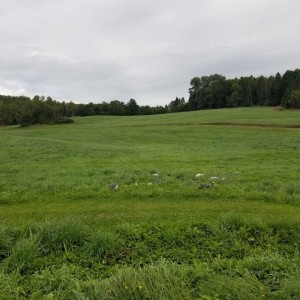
0;0;299;106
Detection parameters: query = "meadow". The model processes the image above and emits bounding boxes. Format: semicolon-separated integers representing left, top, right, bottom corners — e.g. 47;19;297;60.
0;107;300;299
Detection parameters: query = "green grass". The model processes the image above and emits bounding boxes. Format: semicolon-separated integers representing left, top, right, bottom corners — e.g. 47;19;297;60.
0;106;300;299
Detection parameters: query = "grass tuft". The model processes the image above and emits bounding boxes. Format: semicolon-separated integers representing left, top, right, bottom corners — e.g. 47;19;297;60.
38;218;87;253
3;236;39;273
0;226;15;261
84;231;121;261
80;260;193;299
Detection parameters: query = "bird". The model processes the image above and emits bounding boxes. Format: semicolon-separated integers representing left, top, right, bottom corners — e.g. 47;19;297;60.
108;182;119;190
199;182;214;189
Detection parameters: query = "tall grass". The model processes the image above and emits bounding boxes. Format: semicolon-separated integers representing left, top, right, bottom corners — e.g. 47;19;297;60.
3;236;39;273
38;218;88;253
0;226;15;261
76;260;193;300
84;231;121;261
0;219;298;299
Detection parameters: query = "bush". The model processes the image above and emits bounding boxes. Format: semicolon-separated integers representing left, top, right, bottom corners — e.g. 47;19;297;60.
281;89;300;108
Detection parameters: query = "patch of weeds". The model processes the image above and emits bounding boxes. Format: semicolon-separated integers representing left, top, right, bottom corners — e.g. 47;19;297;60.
270;220;300;250
258;180;279;192
196;273;268;300
3;236;40;274
84;231;121;262
79;260;193;300
283;183;300;205
174;172;185;179
285;183;300;196
101;169;116;176
26;265;78;299
0;226;16;261
272;275;300;300
237;252;295;291
119;172;140;185
38;218;88;253
217;212;261;231
0;270;24;299
285;194;300;206
149;169;160;175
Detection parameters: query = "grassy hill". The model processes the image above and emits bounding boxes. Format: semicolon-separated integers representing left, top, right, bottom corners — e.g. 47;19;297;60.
0;107;300;299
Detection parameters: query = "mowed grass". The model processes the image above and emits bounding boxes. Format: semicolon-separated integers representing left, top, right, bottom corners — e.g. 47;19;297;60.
0;107;300;299
1;107;300;224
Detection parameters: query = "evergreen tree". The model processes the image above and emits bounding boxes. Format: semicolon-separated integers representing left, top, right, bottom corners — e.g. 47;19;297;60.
126;99;140;115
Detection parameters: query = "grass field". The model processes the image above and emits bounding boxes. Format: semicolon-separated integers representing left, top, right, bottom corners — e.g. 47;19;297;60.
0;107;300;299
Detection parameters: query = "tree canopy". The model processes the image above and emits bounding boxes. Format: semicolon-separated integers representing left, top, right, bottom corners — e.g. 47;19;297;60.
168;68;300;112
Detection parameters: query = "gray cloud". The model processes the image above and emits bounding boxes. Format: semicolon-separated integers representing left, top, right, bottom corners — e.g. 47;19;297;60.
0;0;299;106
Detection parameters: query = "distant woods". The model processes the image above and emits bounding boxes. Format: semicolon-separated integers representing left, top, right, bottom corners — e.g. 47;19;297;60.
0;68;299;127
0;95;75;127
184;68;300;111
0;96;167;127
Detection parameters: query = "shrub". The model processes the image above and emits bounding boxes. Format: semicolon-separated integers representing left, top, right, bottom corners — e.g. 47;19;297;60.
281;89;300;108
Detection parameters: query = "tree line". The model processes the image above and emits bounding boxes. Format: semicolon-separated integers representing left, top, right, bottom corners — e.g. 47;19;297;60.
169;68;300;112
0;68;299;126
0;96;167;126
0;95;75;127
